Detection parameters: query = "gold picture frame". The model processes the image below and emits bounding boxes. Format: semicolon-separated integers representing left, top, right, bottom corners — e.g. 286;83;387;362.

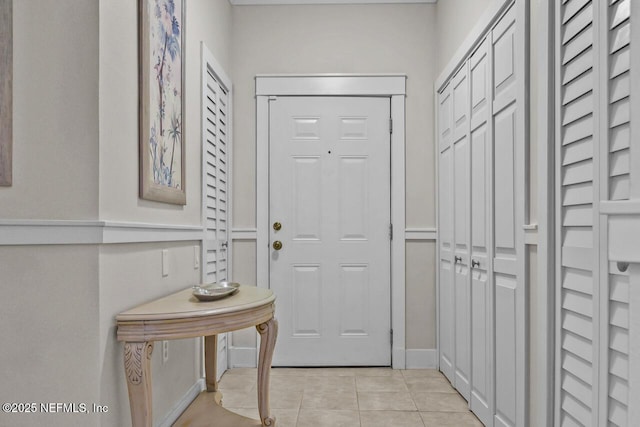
139;0;186;205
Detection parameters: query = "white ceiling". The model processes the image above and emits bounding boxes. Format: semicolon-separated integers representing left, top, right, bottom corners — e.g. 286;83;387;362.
229;0;437;5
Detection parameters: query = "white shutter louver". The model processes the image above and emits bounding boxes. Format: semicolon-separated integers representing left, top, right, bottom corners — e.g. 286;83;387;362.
606;1;630;425
204;69;229;284
558;0;597;425
202;49;232;380
556;0;632;425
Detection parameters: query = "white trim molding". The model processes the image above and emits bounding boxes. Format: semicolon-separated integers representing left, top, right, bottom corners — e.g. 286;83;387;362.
523;223;538;246
231;228;258;241
0;220;204;246
534;1;554;425
231;0;436;5
256;74;407;368
405;227;437;241
256;74;407;96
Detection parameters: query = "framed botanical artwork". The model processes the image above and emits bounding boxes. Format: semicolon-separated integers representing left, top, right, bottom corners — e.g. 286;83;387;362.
139;0;186;205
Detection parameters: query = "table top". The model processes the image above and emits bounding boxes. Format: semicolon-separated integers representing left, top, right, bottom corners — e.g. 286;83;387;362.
116;285;275;322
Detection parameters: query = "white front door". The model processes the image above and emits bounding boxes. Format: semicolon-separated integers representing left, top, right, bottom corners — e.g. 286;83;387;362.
269;96;391;366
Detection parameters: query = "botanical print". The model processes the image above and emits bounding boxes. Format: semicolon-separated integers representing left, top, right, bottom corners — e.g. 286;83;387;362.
148;0;183;189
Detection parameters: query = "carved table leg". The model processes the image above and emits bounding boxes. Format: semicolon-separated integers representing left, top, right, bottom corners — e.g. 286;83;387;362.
124;342;154;427
256;318;278;427
204;335;218;392
204;335;224;405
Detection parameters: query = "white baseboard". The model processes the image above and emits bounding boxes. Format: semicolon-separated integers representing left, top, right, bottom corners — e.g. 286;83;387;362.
229;346;258;368
227;347;435;370
405;349;438;369
156;379;204;427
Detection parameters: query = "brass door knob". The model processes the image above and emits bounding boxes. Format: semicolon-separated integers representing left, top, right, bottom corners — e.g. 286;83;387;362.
273;241;283;251
273;222;282;231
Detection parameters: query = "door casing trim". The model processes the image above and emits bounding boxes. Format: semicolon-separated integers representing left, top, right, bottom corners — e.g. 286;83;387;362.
255;74;407;368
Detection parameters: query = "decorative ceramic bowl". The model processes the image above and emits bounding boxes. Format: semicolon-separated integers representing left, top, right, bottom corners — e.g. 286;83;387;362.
192;281;240;301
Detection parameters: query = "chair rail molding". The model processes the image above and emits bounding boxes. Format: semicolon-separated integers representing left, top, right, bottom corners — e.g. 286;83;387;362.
0;220;205;245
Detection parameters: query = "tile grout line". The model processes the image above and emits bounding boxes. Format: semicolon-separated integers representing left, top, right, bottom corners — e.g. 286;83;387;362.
355;377;362;427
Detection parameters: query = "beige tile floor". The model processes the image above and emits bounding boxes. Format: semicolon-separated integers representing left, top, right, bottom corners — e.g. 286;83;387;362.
219;367;483;427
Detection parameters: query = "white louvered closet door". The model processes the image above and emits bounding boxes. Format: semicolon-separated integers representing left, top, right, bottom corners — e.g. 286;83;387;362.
555;1;634;425
203;59;231;379
204;72;229;285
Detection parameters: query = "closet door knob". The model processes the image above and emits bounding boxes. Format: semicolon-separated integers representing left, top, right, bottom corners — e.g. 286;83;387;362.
454;256;462;264
472;259;480;268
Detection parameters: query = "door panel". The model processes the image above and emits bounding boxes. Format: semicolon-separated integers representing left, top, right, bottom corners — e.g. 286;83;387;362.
452;65;471;400
438;82;455;381
492;6;519;427
269;96;391;366
470;38;493;427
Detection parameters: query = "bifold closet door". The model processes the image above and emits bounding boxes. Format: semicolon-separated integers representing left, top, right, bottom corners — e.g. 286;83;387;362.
438;3;526;426
469;37;493;427
438;83;455;383
452;65;472;401
491;5;523;427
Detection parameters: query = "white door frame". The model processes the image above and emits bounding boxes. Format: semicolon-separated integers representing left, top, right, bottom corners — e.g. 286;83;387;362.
255;74;407;368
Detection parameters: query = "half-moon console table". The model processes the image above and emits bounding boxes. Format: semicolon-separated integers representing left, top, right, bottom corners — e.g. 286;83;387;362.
116;285;278;427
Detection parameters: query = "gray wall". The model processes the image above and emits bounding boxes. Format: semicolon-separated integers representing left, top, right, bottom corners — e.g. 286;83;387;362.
435;0;494;72
0;0;100;219
230;3;439;353
0;0;552;425
0;1;233;426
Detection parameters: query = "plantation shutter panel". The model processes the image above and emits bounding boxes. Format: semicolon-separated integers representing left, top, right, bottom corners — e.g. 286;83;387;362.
202;55;232;380
204;69;229;284
556;1;632;425
603;1;631;425
557;1;599;425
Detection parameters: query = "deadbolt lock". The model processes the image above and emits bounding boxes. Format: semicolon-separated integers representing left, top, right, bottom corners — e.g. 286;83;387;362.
273;222;282;231
273;241;283;251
